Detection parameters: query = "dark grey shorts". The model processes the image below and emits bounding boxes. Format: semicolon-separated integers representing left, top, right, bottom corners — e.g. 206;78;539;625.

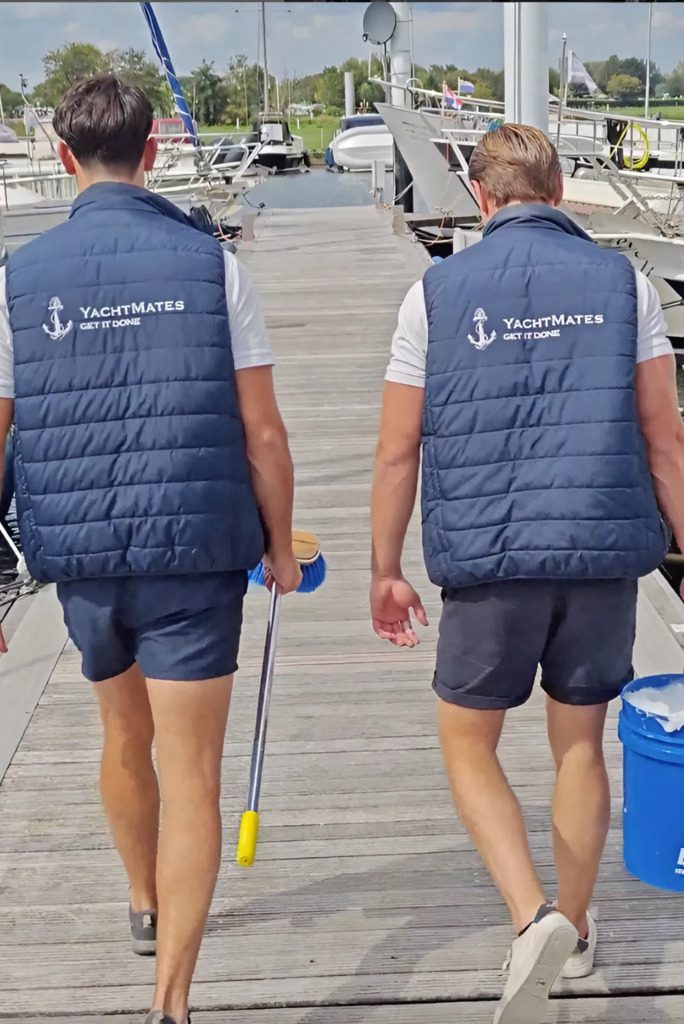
58;572;248;683
433;578;638;710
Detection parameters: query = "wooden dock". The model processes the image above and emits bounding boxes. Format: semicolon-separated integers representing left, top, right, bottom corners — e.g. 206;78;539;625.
2;205;684;1023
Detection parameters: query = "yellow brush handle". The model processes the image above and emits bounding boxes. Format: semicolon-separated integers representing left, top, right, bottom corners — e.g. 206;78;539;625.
236;810;259;867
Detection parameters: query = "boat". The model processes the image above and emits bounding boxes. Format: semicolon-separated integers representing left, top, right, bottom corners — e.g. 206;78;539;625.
375;89;684;352
252;114;309;174
328;113;393;172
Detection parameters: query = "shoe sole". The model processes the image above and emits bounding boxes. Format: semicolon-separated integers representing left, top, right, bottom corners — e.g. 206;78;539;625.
132;938;157;956
493;922;578;1024
560;957;595;980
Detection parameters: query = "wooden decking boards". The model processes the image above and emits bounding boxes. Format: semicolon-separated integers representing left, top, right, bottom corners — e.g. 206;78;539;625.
1;205;683;1022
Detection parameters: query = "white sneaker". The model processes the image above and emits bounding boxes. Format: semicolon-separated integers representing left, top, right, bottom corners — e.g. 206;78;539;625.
560;911;597;979
494;907;578;1024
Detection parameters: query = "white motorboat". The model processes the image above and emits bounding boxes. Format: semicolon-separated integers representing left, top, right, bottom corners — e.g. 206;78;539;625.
253;115;308;174
329;114;393;172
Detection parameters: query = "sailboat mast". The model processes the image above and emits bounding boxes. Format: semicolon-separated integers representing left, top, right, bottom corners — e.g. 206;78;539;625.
261;0;269;115
645;2;653;118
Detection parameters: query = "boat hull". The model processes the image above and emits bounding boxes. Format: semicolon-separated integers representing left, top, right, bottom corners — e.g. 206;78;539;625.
330;125;393;171
375;103;478;217
255;150;307;173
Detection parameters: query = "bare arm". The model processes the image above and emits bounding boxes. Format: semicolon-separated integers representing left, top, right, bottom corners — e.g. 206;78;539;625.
0;397;14;653
370;382;428;646
636;354;684;549
371;382;424;576
235;366;300;593
0;398;10;487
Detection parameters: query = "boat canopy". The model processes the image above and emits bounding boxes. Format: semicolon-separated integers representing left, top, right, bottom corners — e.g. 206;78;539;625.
340;114;386;132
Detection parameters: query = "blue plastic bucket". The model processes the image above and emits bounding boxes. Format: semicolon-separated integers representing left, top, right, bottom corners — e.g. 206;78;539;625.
619;674;684;891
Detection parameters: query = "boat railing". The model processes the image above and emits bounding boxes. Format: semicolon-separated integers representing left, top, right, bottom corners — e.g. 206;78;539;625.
0;162;77;206
438;126;682;237
554;114;684;168
373;79;682;164
138;133;266;190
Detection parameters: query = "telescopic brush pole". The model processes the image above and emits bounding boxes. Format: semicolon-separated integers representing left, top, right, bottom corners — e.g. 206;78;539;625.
236;585;282;866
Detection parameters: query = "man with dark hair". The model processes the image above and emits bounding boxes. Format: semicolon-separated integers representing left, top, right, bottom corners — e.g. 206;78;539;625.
0;75;301;1024
370;124;682;1024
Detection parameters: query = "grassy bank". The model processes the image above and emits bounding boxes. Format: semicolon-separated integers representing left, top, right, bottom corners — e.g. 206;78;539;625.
610;105;684;120
202;115;340;153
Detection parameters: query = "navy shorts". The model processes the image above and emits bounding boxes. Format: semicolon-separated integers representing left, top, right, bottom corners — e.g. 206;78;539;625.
433;578;638;709
57;572;248;683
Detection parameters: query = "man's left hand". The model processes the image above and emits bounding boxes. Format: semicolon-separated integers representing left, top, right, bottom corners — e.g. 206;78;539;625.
371;576;428;648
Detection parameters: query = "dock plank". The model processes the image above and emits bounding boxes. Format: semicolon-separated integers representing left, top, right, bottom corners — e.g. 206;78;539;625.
2;1002;684;1024
0;206;682;1021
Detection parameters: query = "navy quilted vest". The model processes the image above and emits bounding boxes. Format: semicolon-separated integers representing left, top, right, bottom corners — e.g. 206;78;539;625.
7;182;264;582
421;203;667;589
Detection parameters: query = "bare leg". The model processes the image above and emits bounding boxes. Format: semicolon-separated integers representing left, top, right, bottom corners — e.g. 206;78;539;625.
95;664;159;911
147;674;233;1024
438;700;546;933
547;697;610;936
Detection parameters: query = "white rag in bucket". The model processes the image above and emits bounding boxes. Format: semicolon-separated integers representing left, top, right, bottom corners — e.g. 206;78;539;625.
625;680;684;734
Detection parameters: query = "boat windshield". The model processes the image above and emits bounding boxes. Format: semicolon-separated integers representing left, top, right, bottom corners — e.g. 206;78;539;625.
340;115;385;132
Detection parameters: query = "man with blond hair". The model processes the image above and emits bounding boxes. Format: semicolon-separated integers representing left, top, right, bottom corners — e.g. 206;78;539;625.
370;124;683;1023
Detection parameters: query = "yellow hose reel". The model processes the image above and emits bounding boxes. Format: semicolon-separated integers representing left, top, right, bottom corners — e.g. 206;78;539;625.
609;120;650;172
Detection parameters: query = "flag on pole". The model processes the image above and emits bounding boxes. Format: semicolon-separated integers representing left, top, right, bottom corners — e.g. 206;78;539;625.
443;82;463;110
23;106;40;135
567;50;599;94
458;78;475;95
139;1;200;146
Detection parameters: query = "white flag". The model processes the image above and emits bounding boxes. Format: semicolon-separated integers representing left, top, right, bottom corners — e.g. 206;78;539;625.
23;106;40;134
567;50;599;94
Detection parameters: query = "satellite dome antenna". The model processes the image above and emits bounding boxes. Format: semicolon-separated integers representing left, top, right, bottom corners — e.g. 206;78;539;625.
362;1;397;45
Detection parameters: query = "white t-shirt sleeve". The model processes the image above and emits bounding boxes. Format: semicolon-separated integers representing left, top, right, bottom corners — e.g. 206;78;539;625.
0;267;13;400
0;255;273;400
635;269;673;363
223;250;274;371
385;279;428;388
384;268;672;385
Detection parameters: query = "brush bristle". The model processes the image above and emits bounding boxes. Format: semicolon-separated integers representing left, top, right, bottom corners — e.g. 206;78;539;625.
247;562;267;588
247;553;327;594
297;553;327;593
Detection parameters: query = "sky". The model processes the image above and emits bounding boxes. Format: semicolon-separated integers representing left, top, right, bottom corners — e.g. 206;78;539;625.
0;1;681;92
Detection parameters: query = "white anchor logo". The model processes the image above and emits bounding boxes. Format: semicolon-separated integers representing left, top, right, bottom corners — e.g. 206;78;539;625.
467;307;496;350
42;296;73;342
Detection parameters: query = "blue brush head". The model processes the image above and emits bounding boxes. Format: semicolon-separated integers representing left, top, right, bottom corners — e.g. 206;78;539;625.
297;553;327;593
247;561;267;588
247;553;326;594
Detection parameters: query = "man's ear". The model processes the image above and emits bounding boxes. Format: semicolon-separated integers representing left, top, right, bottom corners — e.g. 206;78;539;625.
471;179;494;222
552;170;564;208
142;136;157;172
58;141;76;176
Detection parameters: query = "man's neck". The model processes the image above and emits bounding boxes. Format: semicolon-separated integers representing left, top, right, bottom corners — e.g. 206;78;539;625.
75;169;145;193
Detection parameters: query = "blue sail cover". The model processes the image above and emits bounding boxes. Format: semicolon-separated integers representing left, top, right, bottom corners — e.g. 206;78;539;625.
139;1;200;147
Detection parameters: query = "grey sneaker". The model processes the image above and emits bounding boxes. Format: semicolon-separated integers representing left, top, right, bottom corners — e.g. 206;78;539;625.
494;905;578;1024
561;911;598;979
130;905;157;956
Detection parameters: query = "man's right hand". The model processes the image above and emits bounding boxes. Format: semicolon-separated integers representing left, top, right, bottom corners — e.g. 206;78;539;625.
264;551;302;595
370;575;428;648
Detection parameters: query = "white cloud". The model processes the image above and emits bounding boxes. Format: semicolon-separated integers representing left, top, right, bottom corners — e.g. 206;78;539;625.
653;4;684;36
291;24;314;42
13;1;67;19
186;12;231;42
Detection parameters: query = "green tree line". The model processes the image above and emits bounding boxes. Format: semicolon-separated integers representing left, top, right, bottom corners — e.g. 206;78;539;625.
2;42;684;125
